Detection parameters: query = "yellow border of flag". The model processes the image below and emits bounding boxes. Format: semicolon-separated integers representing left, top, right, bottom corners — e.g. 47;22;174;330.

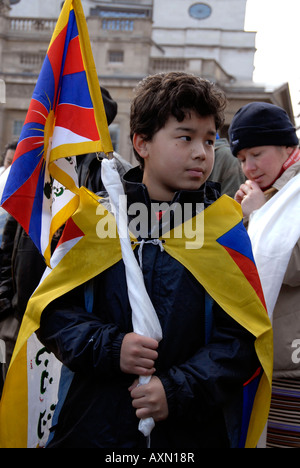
162;196;273;448
0;187;123;448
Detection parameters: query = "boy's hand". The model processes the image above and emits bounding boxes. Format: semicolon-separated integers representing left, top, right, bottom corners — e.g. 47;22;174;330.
120;333;159;377
129;376;169;422
235;180;266;217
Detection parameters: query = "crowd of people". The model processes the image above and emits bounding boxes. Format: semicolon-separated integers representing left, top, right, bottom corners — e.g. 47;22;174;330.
0;72;299;448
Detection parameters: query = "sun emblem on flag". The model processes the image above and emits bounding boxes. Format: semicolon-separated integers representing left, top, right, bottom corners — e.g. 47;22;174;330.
43;109;56;161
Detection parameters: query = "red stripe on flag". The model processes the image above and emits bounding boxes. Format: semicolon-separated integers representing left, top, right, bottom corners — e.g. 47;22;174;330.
25;99;48;126
57;217;84;248
243;367;262;387
63;36;84;76
2;159;44;233
47;25;68;100
55;104;100;141
224;246;267;311
13;137;44;163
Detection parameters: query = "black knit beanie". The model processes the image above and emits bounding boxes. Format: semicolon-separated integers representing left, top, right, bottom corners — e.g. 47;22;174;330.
229;102;299;157
100;86;118;126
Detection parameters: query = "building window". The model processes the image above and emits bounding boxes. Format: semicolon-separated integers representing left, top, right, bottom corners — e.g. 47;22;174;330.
93;5;152;30
108;51;124;64
102;19;134;32
91;7;151;19
150;58;187;74
20;52;45;66
12;120;24;138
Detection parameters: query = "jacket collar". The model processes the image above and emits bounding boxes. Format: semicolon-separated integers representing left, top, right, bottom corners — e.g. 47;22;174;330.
273;159;300;192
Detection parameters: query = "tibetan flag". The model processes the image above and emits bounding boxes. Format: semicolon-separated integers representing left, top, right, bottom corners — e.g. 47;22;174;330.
162;195;273;448
1;0;113;265
0;187;122;448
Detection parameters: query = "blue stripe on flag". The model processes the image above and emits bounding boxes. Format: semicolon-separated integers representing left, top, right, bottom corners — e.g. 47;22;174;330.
66;9;78;42
218;221;255;263
59;72;93;108
28;162;46;252
1;147;44;203
19;122;45;142
238;370;262;448
57;9;79;104
33;55;56;111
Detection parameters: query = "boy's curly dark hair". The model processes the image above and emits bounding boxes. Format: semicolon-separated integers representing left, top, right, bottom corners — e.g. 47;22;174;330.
130;72;227;167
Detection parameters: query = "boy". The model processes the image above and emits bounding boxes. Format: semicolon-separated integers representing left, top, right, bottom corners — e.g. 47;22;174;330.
38;73;262;448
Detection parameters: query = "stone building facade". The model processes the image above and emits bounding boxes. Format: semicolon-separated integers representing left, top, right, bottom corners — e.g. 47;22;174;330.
0;0;295;163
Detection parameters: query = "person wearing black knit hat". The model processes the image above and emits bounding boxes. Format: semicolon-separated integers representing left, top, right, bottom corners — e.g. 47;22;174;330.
229;102;299;215
229;102;298;158
230;102;300;449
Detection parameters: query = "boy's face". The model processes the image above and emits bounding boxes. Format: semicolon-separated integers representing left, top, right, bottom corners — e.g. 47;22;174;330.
134;111;216;201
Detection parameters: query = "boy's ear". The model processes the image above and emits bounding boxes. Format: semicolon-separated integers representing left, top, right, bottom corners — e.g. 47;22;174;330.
133;134;149;160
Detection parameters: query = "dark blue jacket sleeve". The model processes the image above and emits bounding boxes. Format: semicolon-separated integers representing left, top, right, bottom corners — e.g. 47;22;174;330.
38;284;126;377
158;302;259;421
